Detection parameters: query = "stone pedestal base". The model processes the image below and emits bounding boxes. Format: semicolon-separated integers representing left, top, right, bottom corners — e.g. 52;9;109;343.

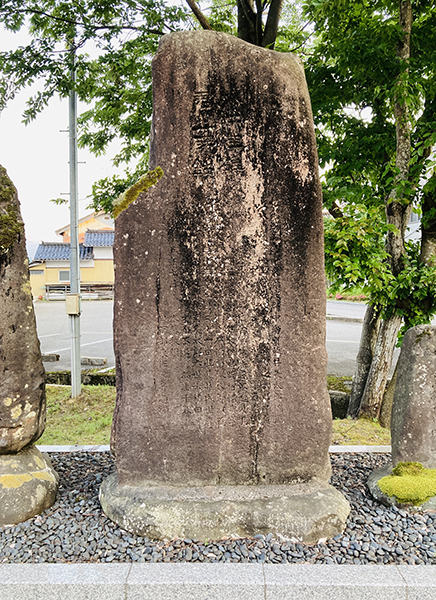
100;473;350;543
368;465;436;511
0;445;59;526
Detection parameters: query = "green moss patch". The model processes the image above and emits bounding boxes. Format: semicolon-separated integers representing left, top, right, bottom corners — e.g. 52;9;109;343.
113;166;163;218
327;375;352;393
378;461;436;505
0;167;22;254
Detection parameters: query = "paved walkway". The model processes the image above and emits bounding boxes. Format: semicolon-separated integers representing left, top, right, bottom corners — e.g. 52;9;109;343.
2;562;436;599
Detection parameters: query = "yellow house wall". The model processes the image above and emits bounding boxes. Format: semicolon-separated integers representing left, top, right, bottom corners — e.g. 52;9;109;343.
29;260;114;297
29;268;46;298
45;267;67;283
81;260;114;283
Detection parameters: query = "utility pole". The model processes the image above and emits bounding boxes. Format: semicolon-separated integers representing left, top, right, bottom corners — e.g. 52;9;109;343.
66;45;81;397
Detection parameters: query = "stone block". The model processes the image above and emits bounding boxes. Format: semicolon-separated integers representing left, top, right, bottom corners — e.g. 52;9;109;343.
0;563;129;600
127;563;264;600
41;354;60;362
112;29;331;487
397;565;436;600
81;357;107;366
263;564;406;600
0;444;58;526
100;472;350;543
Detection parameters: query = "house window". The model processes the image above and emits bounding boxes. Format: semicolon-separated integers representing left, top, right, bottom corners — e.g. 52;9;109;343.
59;270;70;282
31;270;44;276
59;270;81;281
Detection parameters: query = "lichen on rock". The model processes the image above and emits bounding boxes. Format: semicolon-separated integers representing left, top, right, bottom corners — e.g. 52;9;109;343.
113;167;163;218
378;461;436;505
0;167;23;256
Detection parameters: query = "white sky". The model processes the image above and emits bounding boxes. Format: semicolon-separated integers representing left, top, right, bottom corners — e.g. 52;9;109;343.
0;29;122;256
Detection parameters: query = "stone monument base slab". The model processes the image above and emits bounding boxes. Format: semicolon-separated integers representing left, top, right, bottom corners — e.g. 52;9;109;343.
367;465;436;511
0;445;59;526
100;473;350;543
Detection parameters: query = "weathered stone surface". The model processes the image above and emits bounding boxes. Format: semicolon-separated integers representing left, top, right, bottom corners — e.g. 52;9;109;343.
0;165;46;454
0;445;59;525
329;391;349;419
391;325;436;468
111;30;332;489
100;473;350;544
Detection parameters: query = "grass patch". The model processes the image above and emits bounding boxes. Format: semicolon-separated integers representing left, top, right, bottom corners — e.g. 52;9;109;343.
332;416;391;446
38;385;116;446
38;383;390;447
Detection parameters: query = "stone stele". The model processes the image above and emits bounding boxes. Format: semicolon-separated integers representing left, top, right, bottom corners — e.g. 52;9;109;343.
100;30;350;542
368;325;436;508
392;325;436;468
0;165;58;524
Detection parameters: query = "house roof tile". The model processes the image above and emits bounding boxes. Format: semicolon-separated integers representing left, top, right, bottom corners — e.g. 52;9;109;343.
34;243;93;261
83;229;115;247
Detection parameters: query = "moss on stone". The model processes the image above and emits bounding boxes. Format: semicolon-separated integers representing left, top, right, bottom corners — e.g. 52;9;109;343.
113;167;163;218
378;461;436;505
0;167;22;254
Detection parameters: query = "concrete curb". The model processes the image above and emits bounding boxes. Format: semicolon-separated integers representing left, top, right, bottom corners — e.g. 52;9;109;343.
1;563;435;599
36;445;111;453
327;315;363;323
36;444;392;454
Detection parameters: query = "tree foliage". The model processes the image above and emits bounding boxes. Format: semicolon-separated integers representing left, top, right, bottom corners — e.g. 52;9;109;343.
0;0;188;194
307;0;436;323
306;0;436;417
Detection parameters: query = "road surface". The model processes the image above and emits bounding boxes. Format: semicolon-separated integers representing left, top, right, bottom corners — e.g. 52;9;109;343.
35;299;375;376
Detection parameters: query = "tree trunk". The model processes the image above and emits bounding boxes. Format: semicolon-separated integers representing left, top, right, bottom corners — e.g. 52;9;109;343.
237;0;283;48
420;174;436;265
385;0;412;277
237;0;256;45
379;361;398;429
262;0;284;49
347;303;381;418
358;314;402;420
352;1;411;420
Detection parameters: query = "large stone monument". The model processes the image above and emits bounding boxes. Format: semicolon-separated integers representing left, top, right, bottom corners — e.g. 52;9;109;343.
368;325;436;508
100;31;350;542
0;165;58;525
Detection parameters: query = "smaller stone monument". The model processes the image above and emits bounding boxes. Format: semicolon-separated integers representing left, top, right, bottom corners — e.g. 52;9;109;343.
0;165;58;525
368;325;436;508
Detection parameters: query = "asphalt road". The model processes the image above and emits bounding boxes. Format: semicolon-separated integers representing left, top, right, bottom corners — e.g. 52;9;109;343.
35;300;115;372
35;299;369;376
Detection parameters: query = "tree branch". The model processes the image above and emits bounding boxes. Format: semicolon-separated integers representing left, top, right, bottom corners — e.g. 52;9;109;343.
1;7;165;35
261;0;283;48
184;0;213;30
328;201;344;220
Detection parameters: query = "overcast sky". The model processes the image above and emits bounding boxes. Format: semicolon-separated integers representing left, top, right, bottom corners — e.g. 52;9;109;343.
0;29;122;257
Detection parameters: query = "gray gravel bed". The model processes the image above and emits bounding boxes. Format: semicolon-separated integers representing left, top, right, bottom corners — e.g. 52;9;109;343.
1;452;436;565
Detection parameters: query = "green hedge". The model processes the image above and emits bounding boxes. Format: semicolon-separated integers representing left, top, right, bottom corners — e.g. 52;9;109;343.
45;371;116;386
